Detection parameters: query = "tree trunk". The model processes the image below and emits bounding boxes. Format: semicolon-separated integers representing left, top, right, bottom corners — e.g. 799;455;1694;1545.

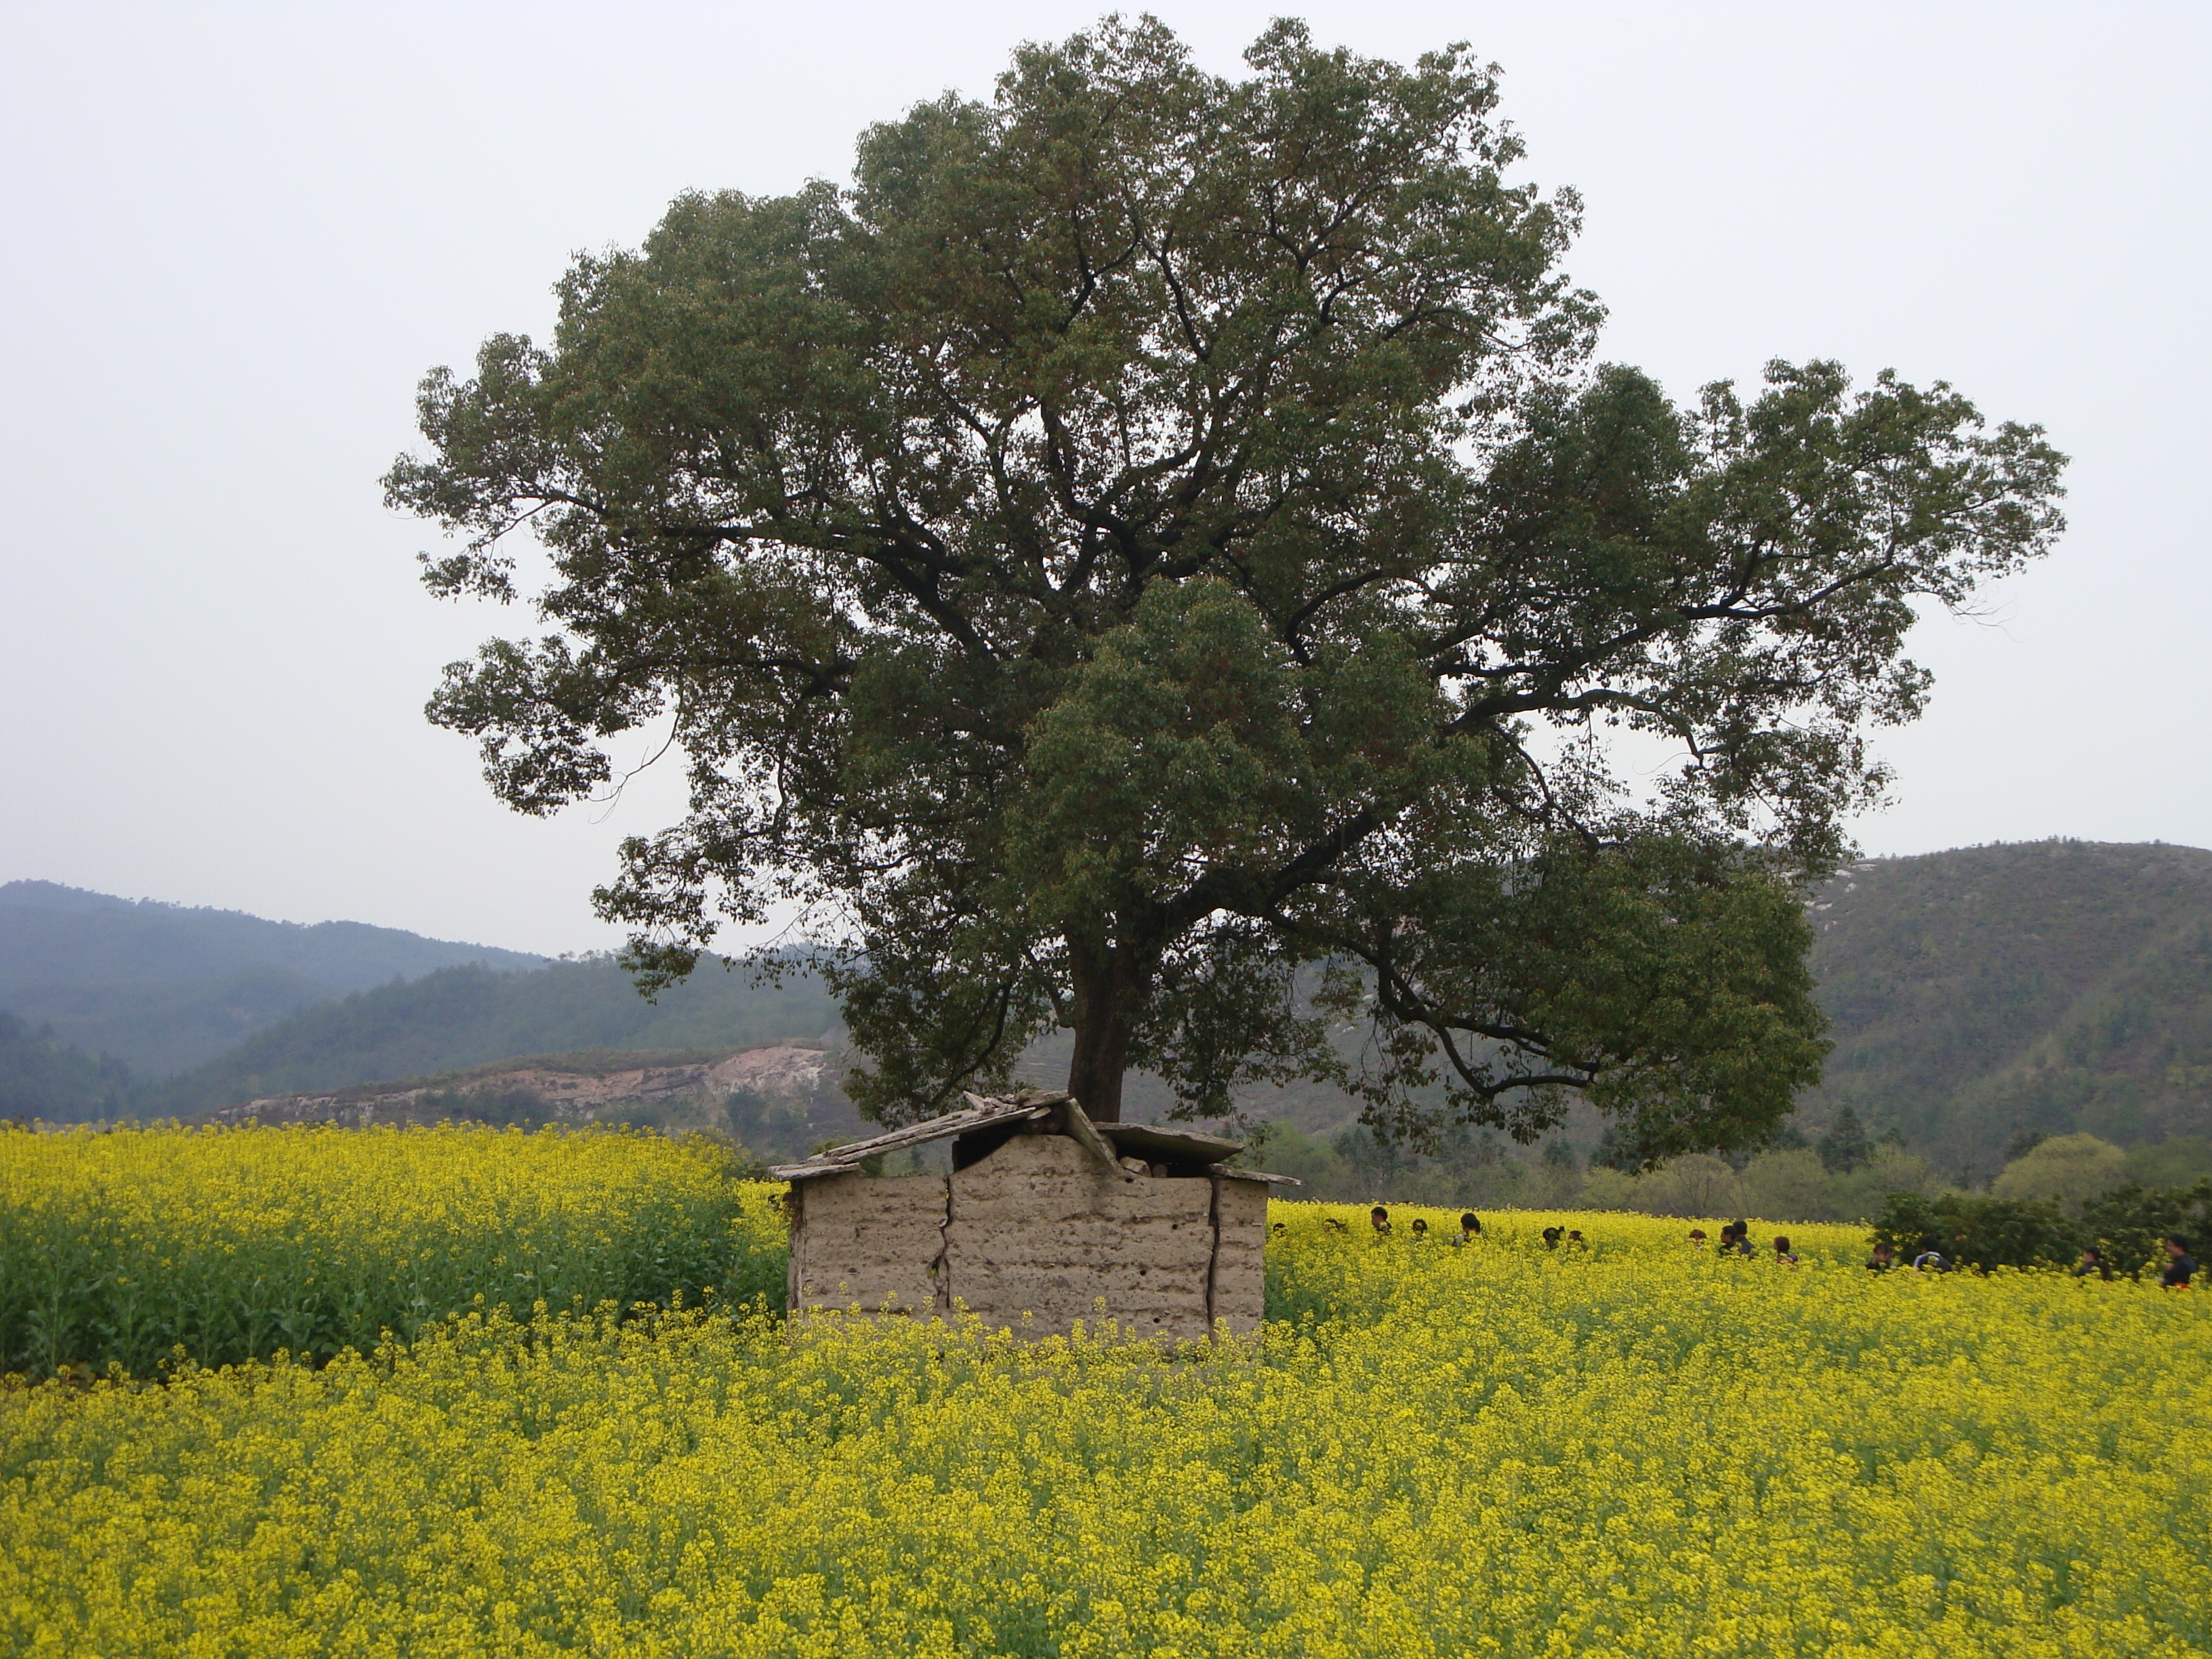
1066;937;1145;1122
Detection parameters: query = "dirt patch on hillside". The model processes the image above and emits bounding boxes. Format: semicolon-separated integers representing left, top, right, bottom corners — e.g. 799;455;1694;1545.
205;1043;846;1146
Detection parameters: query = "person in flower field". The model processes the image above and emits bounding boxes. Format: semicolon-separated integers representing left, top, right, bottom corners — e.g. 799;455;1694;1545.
2072;1246;2114;1282
2163;1236;2196;1289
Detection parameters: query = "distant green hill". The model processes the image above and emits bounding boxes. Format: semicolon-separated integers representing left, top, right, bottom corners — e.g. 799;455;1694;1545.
1803;840;2212;1176
0;1010;134;1122
14;846;2212;1163
0;881;548;1075
139;956;841;1119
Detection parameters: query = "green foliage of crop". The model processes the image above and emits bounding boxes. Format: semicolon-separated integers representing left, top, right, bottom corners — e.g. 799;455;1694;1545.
0;1124;790;1376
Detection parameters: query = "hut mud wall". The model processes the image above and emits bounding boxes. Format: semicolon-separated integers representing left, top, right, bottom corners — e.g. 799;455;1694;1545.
1206;1174;1268;1331
785;1173;947;1317
787;1132;1267;1339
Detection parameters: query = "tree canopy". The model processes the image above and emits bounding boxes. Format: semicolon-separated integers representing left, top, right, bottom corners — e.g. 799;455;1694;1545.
386;17;2065;1158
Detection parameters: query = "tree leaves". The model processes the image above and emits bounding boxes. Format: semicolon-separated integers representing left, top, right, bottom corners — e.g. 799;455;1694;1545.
386;18;2064;1146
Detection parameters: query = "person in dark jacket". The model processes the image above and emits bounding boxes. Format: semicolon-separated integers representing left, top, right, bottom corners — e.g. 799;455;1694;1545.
2163;1236;2197;1288
1912;1236;1949;1273
2072;1246;2114;1282
1866;1241;1896;1271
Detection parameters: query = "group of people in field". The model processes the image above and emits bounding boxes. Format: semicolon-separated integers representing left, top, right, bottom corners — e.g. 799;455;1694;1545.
2067;1238;2197;1286
1301;1206;2198;1287
1684;1220;1800;1263
1860;1230;2196;1286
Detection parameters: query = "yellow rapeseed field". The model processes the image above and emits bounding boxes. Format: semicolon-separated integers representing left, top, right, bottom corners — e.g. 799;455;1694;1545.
0;1123;784;1374
4;1167;2209;1657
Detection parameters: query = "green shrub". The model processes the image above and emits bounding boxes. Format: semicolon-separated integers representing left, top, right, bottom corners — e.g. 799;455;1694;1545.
2077;1179;2212;1278
1870;1190;2079;1272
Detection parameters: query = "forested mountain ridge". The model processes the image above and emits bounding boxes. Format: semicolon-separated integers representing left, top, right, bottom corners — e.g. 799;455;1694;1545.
0;1010;135;1122
136;956;842;1120
1803;840;2212;1174
9;846;2212;1172
0;881;548;1074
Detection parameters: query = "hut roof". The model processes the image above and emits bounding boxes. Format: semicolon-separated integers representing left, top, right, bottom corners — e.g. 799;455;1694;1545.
767;1088;1298;1186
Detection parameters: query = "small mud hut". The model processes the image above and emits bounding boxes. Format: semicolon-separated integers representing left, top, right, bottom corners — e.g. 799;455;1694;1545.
771;1089;1296;1340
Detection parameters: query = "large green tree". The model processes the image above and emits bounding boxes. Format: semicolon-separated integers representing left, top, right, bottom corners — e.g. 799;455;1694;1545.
387;18;2064;1159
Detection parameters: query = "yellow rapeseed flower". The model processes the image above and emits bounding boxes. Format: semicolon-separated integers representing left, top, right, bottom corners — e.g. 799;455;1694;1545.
1;1147;2207;1656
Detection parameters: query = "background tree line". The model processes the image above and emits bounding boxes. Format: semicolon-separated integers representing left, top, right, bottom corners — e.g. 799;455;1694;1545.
1247;1105;2212;1230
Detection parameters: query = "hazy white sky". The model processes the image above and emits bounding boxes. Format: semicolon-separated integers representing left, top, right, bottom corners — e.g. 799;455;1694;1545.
2;2;2206;957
